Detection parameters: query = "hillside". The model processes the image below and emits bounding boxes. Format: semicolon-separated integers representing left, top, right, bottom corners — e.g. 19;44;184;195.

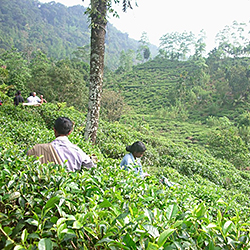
1;2;250;247
0;103;250;249
102;55;250;168
105;55;250;122
1;46;250;171
0;0;157;70
105;59;199;112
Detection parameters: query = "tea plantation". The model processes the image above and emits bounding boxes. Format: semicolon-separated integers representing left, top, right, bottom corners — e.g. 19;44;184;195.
0;103;250;250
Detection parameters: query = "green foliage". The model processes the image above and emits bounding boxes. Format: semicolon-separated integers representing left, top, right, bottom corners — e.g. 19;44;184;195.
0;0;157;70
116;49;135;73
203;117;250;169
206;116;232;127
0;84;13;104
100;90;125;122
1;102;250;249
159;31;195;60
236;111;250;127
0;48;31;93
2;13;250;248
136;32;151;63
0;49;89;112
215;21;250;57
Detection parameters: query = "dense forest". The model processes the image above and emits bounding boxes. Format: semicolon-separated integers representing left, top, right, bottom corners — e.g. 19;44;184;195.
0;0;157;70
1;0;250;249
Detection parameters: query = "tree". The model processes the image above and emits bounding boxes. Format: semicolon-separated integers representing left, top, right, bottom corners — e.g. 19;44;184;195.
225;64;250;104
27;51;51;95
27;53;89;111
193;30;206;59
136;31;150;62
215;21;250;57
0;48;31;95
72;45;90;63
84;0;134;143
46;59;89;111
84;0;108;143
116;49;135;72
143;47;150;61
0;62;8;85
100;90;124;122
159;31;195;60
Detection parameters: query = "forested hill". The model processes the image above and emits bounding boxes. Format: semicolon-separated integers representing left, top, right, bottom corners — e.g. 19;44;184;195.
0;0;157;69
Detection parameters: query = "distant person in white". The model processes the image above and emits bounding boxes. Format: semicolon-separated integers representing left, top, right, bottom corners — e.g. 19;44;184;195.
27;92;41;104
33;92;41;103
27;92;35;103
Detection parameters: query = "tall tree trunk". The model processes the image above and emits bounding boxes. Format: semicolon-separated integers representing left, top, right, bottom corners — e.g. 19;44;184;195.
84;0;107;144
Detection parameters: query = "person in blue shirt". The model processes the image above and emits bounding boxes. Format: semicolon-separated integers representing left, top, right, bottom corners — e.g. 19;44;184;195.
120;141;149;178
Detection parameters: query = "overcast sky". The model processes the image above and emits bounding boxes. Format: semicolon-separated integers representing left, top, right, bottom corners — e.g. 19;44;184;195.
39;0;250;53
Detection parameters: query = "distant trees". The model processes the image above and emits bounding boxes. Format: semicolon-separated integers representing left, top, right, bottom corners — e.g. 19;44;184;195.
157;21;250;61
159;31;195;60
137;32;151;62
0;48;89;111
192;29;207;59
225;64;250;104
215;21;250;58
205;21;250;107
100;90;124;121
0;0;141;70
26;50;90;110
116;49;135;72
0;61;9;85
0;48;31;93
45;59;89;110
27;51;51;94
72;45;91;63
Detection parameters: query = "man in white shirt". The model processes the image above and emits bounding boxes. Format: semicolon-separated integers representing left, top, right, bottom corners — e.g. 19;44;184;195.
28;117;95;171
27;92;35;103
33;92;41;103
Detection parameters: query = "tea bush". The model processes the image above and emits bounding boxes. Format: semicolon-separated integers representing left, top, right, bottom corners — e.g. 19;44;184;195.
0;103;250;249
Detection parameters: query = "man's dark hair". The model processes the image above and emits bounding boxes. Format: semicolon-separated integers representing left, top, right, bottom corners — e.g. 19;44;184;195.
54;117;73;135
17;90;21;95
126;141;146;153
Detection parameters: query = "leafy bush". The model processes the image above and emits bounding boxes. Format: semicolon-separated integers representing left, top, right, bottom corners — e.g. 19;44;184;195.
1;101;250;249
207;126;250;169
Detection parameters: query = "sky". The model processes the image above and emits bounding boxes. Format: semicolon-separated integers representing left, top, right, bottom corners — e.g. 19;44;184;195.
39;0;250;53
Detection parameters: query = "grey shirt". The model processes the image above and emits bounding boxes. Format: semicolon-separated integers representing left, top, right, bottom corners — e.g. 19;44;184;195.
51;136;94;171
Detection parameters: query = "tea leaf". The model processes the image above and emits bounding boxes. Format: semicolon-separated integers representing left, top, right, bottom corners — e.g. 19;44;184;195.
146;242;159;250
222;220;234;236
165;204;178;220
144;208;154;224
25;218;39;227
84;226;98;239
14;246;25;250
21;229;28;244
38;238;53;250
99;198;112;208
123;233;137;249
142;224;160;238
158;228;175;247
44;196;60;213
72;220;83;229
